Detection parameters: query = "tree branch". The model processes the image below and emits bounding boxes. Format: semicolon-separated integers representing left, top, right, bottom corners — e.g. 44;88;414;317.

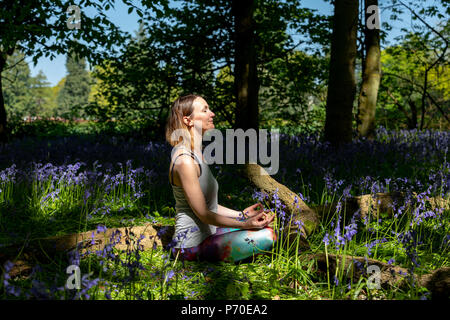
3;55;27;71
381;84;412;124
382;71;449;123
398;0;448;46
425;91;450;123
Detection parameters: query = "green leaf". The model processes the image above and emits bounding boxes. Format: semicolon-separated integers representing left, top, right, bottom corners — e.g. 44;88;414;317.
152;210;160;217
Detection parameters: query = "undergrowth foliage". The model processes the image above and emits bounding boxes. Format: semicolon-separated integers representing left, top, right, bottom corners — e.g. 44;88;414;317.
0;127;449;300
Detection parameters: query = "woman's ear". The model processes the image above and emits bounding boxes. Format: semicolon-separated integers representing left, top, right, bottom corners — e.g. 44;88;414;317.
183;115;192;127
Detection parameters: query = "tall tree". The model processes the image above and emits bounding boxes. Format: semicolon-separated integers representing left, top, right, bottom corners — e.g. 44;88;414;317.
1;51;34;120
2;51;56;120
356;0;381;139
324;0;359;146
29;70;53;117
0;0;135;141
232;0;259;131
57;49;91;118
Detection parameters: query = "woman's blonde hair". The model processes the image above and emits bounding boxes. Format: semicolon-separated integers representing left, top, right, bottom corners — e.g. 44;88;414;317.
165;94;202;147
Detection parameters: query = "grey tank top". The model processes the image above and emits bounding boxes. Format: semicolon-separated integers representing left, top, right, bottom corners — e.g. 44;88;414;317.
169;145;218;248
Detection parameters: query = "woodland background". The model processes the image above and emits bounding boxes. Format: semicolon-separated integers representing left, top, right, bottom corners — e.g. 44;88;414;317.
0;0;448;141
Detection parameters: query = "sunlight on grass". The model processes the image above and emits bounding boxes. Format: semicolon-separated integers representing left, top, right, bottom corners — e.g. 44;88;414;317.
0;128;449;300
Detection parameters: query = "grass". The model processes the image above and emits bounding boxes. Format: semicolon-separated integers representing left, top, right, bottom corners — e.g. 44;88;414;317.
0;125;449;300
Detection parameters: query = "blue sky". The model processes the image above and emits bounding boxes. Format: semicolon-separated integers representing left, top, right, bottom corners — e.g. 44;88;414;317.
27;0;443;86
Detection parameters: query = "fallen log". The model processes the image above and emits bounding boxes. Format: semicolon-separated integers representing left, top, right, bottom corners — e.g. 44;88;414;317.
242;163;450;299
243;164;449;235
243;163;320;237
313;191;449;223
303;253;450;300
0;223;175;278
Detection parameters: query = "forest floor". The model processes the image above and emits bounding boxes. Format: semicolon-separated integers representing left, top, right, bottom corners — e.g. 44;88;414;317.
0;127;449;300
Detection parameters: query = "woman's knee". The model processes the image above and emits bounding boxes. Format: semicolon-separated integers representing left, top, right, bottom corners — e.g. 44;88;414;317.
256;227;277;243
247;227;276;251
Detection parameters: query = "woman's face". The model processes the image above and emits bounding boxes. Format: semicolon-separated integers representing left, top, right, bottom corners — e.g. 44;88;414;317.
185;97;215;134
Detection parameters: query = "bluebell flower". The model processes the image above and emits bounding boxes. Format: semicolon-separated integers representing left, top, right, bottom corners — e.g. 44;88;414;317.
166;270;175;281
96;225;107;234
365;238;387;256
5;283;22;297
90;231;96;245
322;233;330;246
157;226;169;239
3;260;14;273
333;275;339;286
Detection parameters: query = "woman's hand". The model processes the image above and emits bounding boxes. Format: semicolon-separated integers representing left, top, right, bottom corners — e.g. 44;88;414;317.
243;211;275;229
241;203;264;219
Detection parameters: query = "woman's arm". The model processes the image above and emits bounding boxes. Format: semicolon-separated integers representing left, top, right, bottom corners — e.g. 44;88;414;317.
217;203;266;220
217;204;242;219
175;156;273;229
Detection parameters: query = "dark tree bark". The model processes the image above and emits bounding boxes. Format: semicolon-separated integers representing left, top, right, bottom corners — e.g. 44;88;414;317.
357;0;381;139
0;71;6;142
324;0;359;146
232;0;259;131
409;100;418;129
0;52;11;143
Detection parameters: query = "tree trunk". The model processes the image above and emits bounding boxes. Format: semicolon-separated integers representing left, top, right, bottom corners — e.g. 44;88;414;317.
357;0;381;139
231;1;321;249
0;45;16;143
0;54;8;143
232;0;259;131
324;0;359;146
409;100;418;129
420;69;428;130
231;1;317;250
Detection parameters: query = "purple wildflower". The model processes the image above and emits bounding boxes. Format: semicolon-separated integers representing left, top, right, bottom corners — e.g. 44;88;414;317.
96;225;107;234
333;275;339;286
166;270;175;281
323;233;330;246
365;238;388;256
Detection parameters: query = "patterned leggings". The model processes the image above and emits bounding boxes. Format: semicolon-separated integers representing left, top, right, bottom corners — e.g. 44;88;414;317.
171;227;277;263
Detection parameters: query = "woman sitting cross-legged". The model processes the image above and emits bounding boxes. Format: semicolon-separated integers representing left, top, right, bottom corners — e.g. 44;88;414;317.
165;94;276;263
